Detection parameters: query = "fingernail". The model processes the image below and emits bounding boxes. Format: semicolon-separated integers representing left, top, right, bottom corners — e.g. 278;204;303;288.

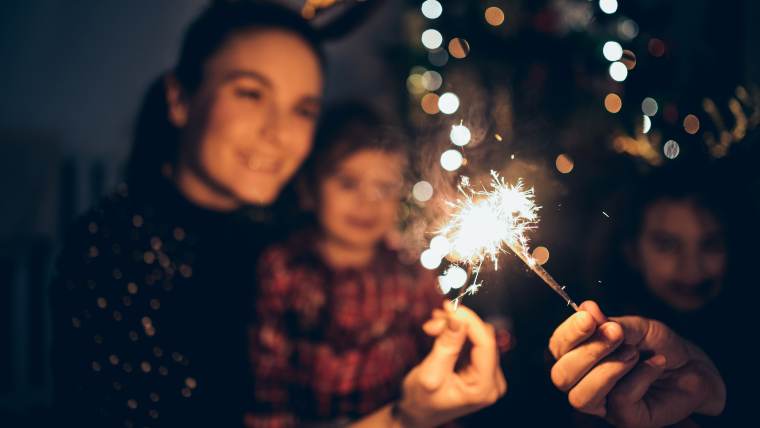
600;323;620;341
649;354;667;368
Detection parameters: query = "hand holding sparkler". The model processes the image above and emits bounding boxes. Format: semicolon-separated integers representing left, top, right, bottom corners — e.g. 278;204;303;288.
350;302;506;428
549;301;726;426
434;171;579;310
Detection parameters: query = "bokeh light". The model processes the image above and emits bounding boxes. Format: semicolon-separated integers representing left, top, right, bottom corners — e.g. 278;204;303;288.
420;249;442;270
406;73;425;95
604;93;623;113
450;124;472;146
421;0;442;20
621;50;637;70
421;29;443;50
602;41;623;61
532;246;550;265
555;154;574;174
683;114;700;134
430;235;451;256
428;48;449;66
412;180;434;202
440;149;464;171
448;38;470;59
664;140;680;159
599;0;618;14
485;6;505;26
642;115;652;133
438;265;468;294
421;93;440;114
648;38;666;57
642;97;659;116
618;19;639;40
438;92;460;114
609;61;628;81
422;70;443;91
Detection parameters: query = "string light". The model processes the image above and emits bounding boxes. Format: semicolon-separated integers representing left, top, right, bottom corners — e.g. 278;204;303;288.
421;29;443;50
438;92;460;114
602;41;623;61
440;149;464;171
609;61;628;81
450;124;472;147
599;0;618;14
412;181;434;202
421;0;443;20
642;97;659;116
485;6;505;26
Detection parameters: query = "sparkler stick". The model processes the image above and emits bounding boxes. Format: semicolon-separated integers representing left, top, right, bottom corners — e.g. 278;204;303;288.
438;171;579;311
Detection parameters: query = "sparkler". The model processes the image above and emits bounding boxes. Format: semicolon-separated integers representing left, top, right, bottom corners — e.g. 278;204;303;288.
436;171;579;311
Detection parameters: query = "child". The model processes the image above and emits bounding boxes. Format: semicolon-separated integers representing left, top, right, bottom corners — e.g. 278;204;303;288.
246;104;444;427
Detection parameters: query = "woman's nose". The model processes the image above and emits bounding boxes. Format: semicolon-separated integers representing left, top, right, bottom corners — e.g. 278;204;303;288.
260;107;283;145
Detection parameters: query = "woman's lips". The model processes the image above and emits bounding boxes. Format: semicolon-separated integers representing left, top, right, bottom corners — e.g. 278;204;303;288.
237;152;281;173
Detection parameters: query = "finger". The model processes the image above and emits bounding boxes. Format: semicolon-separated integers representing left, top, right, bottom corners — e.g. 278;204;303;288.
454;305;498;378
609;354;667;406
551;321;624;391
611;317;689;368
422;316;448;336
566;345;639;413
422;307;455;335
416;310;469;389
548;310;597;360
579;300;608;324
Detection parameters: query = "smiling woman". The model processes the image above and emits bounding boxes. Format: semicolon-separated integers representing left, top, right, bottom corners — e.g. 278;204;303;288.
51;2;326;426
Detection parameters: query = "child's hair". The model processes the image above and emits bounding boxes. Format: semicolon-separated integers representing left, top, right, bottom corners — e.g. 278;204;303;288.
299;102;410;199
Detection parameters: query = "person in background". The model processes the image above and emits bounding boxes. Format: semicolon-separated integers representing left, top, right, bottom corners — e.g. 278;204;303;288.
549;164;758;426
247;104;501;427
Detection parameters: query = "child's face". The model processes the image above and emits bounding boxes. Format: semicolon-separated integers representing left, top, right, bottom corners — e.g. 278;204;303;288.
318;149;405;249
634;199;726;312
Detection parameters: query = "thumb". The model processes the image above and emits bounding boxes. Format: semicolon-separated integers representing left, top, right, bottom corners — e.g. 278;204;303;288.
610;354;667;405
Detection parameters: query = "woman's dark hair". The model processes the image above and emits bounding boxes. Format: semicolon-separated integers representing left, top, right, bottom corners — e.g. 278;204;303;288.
126;1;325;190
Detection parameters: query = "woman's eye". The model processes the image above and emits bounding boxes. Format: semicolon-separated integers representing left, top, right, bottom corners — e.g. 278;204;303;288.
295;106;319;121
235;88;263;100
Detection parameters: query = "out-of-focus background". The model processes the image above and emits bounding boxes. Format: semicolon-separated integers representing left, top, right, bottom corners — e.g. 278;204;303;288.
2;0;759;425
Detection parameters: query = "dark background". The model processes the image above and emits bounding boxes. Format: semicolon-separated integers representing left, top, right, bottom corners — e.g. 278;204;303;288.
1;0;759;425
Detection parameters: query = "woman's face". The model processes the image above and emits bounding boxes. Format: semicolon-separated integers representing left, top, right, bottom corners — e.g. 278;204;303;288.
170;29;323;208
318;150;405;250
634;199;727;312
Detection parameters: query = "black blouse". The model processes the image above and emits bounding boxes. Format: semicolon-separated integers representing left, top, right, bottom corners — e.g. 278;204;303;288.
51;178;282;427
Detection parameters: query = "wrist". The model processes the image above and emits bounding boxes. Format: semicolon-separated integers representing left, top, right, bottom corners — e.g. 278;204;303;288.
391;400;425;428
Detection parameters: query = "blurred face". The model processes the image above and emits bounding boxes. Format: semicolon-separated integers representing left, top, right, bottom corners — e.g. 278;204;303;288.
634;199;726;312
318;150;405;249
170;29;322;209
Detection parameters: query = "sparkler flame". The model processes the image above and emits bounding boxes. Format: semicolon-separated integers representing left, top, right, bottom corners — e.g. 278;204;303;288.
436;171;579;310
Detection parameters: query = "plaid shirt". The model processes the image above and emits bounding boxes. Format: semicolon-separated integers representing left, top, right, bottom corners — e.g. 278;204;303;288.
246;235;443;427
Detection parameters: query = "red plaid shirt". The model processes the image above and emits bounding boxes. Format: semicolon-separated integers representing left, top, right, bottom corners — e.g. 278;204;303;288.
246;235;443;427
